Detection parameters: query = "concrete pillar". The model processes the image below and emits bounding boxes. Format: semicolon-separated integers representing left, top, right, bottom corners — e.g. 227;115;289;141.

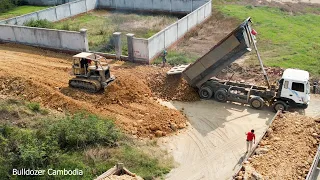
126;33;135;62
80;28;89;52
113;32;122;60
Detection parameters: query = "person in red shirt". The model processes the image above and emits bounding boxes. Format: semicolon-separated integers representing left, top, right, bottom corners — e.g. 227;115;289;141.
245;129;255;153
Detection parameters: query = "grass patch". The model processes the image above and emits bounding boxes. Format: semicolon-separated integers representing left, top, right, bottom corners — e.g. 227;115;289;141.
217;5;320;76
0;5;49;20
153;50;199;65
52;10;177;54
0;105;173;179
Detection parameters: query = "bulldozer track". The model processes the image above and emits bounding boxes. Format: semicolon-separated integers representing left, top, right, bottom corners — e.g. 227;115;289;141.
69;78;102;93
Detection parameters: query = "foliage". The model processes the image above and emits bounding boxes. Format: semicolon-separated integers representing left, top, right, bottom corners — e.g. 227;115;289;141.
45;113;120;150
0;5;48;20
153;50;199;65
0;0;25;14
0;109;171;179
23;19;54;29
217;5;320;76
116;146;172;180
27;102;40;112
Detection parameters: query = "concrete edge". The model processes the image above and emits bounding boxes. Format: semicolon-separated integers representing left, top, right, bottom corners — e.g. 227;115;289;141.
0;24;80;33
306;140;320;179
232;110;281;179
1;0;86;22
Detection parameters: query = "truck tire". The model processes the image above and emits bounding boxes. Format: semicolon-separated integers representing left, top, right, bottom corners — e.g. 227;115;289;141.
249;96;264;109
215;89;227;102
199;86;213;99
272;101;288;112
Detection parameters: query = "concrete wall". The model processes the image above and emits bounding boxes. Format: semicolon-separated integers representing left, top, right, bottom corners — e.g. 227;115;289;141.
98;0;209;13
132;38;149;63
0;24;88;51
144;0;212;61
0;0;97;25
25;0;77;6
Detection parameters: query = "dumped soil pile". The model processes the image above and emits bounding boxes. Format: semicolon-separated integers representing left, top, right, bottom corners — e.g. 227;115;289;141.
146;67;199;101
236;112;320;180
0;43;189;138
216;63;284;86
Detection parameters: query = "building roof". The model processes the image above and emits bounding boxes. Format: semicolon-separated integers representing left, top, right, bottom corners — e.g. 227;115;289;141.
282;68;309;82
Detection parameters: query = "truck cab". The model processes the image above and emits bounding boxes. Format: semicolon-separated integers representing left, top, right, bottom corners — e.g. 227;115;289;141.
278;69;310;109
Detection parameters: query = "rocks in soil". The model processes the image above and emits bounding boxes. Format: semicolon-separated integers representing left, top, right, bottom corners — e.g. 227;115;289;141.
255;148;269;155
237;112;320;180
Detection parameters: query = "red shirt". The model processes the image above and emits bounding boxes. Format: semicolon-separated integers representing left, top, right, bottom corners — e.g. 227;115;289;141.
246;132;255;141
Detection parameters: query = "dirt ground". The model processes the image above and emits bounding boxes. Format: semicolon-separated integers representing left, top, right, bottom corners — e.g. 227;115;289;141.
173;11;240;57
159;100;275;180
237;112;320;180
0;43;198;138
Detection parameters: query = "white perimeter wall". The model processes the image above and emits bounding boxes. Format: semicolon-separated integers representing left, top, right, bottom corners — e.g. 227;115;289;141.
98;0;208;13
131;0;211;63
0;25;88;51
0;0;96;51
0;0;97;25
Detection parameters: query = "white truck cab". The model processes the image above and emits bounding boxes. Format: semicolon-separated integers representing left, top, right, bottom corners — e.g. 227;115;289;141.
279;68;310;108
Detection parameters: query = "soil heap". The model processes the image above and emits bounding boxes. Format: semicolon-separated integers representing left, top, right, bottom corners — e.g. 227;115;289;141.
0;44;195;138
236;112;320;180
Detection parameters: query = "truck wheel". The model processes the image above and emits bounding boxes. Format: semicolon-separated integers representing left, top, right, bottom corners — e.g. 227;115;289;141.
249;96;264;110
272;101;288;112
215;89;227;102
199;86;213;99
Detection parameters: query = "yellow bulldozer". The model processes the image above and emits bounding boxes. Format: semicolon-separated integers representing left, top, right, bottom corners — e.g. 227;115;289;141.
69;52;115;92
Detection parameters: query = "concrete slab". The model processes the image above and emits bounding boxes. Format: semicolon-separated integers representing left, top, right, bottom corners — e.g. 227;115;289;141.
167;64;190;75
159;100;274;180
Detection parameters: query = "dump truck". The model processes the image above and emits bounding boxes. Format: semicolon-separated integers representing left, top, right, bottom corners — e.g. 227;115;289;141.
168;17;310;112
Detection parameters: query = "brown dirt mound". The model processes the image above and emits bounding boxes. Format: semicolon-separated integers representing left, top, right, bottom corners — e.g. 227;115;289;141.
238;112;320;179
146;67;199;101
0;44;191;138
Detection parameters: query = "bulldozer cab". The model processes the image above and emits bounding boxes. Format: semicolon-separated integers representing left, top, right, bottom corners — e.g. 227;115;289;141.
72;52;107;76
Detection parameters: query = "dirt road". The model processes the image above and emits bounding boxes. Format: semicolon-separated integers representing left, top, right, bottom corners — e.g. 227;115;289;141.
159;94;320;180
159;100;274;180
305;94;320;119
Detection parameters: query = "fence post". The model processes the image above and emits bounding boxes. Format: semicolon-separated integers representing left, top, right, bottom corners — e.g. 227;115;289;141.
80;28;89;52
113;32;122;60
69;3;72;16
85;0;88;12
126;33;135;62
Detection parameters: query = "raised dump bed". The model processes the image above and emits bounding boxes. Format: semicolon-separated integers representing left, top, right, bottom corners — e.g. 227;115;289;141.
182;17;254;88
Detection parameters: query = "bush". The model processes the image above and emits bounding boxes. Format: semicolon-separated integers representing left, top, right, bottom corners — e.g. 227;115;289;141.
27;102;40;112
0;124;60;177
23;19;54;29
0;0;24;13
45;113;120;150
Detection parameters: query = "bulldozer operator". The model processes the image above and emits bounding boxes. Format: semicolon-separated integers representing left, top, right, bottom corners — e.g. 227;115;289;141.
80;58;92;74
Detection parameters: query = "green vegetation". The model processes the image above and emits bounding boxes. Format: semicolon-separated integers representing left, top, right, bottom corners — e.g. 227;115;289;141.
23;19;54;29
0;99;172;179
52;11;177;54
0;5;49;20
0;0;24;14
217;5;320;76
153;50;199;66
